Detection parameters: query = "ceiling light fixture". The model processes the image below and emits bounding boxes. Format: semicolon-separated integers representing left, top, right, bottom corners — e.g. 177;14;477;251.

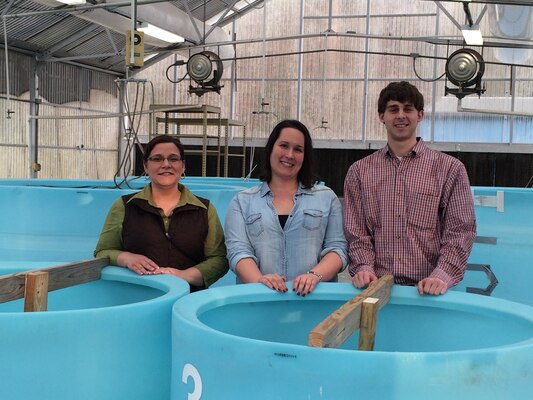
461;24;484;46
137;23;184;44
445;48;486;98
186;51;224;96
143;53;159;62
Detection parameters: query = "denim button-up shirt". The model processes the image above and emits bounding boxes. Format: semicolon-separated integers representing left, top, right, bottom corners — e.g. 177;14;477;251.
224;181;348;282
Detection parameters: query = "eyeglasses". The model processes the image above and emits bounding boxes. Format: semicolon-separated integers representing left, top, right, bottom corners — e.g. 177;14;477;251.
147;155;183;164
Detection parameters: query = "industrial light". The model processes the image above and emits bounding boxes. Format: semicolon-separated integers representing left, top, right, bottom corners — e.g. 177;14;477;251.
445;48;486;99
137;23;184;44
461;24;484;46
56;0;86;4
186;51;224;96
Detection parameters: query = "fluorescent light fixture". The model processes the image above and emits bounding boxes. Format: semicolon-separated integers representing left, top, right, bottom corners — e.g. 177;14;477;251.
56;0;86;4
138;23;184;44
143;53;159;62
461;25;484;45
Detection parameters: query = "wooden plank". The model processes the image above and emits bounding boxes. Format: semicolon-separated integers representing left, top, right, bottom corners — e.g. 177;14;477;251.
308;275;393;348
44;257;108;291
0;258;109;304
0;274;25;304
24;271;49;312
358;297;379;351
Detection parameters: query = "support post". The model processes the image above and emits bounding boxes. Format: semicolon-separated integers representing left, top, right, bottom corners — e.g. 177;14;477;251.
308;275;393;348
24;271;49;312
358;297;379;351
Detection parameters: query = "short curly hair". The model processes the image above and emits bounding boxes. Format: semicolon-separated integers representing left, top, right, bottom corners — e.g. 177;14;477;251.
378;81;424;114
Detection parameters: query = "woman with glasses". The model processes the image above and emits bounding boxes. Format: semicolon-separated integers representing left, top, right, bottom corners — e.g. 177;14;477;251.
94;134;228;292
224;120;348;296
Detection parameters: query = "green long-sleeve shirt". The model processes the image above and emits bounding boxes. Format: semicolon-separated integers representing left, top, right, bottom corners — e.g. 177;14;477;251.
94;183;228;287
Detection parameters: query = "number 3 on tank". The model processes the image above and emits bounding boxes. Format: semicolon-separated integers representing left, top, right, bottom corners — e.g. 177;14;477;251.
182;363;202;400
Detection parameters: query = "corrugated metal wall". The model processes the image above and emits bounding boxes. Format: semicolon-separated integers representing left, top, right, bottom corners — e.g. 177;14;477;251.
0;51;32;178
0;50;119;179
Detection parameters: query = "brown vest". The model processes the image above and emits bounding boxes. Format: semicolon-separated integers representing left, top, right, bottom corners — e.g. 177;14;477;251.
122;193;209;290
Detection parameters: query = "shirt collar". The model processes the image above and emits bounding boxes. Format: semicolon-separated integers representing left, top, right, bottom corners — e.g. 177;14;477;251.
128;183;207;209
259;181;314;197
385;137;426;158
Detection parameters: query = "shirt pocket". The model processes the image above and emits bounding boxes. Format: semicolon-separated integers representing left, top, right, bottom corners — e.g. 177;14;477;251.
303;209;324;231
407;191;440;230
245;213;264;237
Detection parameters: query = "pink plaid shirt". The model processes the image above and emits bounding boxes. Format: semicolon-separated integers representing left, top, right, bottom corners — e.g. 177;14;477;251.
343;139;476;287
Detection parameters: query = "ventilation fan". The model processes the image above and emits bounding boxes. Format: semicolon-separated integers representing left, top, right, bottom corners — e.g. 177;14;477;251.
186;51;224;96
445;48;486;99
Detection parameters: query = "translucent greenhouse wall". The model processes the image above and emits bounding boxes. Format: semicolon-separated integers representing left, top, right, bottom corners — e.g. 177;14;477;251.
3;1;533;181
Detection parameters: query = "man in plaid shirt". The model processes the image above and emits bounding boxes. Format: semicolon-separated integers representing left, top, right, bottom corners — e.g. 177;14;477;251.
343;81;476;295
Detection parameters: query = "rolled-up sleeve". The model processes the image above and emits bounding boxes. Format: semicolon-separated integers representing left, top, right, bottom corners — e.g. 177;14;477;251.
224;194;258;272
320;193;349;270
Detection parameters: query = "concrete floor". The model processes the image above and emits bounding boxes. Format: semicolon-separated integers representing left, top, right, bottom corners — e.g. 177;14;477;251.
338;268;351;283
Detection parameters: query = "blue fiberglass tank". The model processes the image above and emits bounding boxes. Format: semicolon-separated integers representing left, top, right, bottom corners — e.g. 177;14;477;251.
0;266;189;400
0;177;258;399
454;187;533;306
171;283;533;400
1;180;532;303
0;177;258;285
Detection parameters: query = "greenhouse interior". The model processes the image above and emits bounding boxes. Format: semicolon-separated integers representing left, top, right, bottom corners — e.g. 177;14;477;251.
1;0;533;399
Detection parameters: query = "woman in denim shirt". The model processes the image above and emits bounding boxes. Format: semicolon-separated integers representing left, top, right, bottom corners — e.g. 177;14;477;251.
224;120;348;296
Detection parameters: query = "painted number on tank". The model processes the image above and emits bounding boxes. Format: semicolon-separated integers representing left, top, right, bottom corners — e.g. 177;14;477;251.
182;363;202;400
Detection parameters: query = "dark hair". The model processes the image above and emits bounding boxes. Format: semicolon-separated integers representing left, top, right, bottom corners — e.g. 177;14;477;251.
260;119;319;188
377;81;424;114
143;134;185;162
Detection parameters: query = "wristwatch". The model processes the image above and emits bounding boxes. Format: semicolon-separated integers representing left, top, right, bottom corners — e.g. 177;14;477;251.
307;270;322;281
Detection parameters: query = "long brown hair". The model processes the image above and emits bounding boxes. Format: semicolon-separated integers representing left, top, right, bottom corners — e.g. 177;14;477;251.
260;119;319;188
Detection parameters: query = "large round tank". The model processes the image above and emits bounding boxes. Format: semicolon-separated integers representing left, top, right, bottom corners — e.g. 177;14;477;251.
459;187;533;306
0;177;257;261
0;177;259;285
0;177;258;399
0;266;189;400
171;283;533;399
